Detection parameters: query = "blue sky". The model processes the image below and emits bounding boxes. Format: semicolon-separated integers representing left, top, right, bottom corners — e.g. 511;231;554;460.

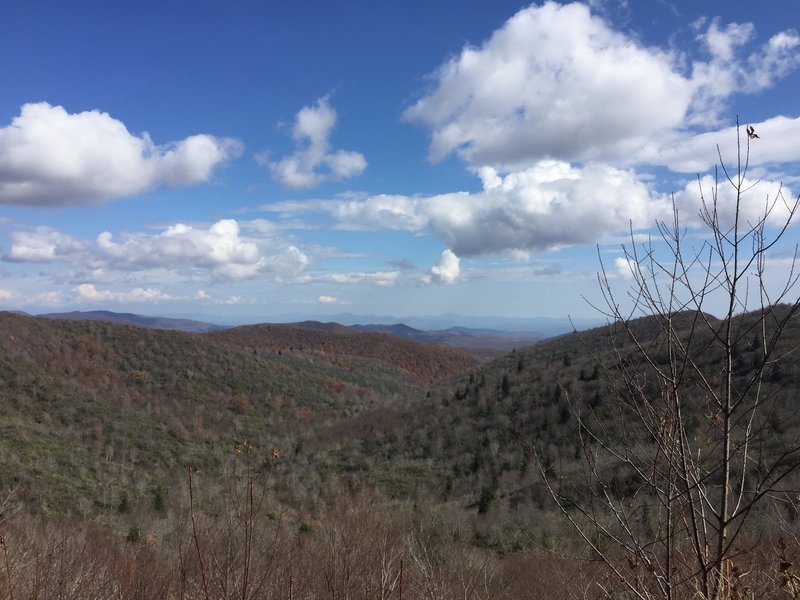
1;0;799;323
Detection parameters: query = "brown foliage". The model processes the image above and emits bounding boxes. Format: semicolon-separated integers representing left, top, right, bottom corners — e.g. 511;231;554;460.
210;322;478;384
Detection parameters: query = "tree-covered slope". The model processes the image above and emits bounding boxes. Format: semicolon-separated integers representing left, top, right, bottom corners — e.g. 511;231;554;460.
0;312;428;514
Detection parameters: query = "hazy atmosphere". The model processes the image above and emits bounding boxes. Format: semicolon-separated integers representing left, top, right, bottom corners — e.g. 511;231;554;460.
1;0;799;322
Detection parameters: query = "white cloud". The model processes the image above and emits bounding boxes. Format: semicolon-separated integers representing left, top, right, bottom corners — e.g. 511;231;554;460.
612;256;638;280
673;174;795;229
688;20;800;123
403;2;800;171
0;102;242;206
97;219;311;281
698;18;753;62
0;288;13;300
318;295;341;304
261;245;312;283
426;162;664;255
4;227;88;262
95;219;261;279
193;289;246;305
325;271;400;286
3;219;311;284
404;1;691;169
76;283;174;303
649;116;800;173
325;150;368;179
270;160;666;256
268;195;425;232
426;249;461;284
330;194;428;231
268;98;366;188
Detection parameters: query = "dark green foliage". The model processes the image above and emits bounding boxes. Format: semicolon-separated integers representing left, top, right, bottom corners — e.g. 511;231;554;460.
477;480;497;514
117;492;130;514
152;486;166;514
500;374;511;398
125;526;141;543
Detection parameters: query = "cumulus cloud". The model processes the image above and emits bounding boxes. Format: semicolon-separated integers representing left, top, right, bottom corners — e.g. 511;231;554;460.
404;2;691;169
3;219;311;284
426;249;461;284
271;160;666;256
4;227;88;262
97;219;264;279
403;2;800;171
426;162;663;255
0;102;242;206
318;295;341;304
97;219;311;282
267;98;366;188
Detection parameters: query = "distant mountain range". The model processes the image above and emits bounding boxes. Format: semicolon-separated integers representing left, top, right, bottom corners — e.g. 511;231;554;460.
349;322;548;355
249;311;603;334
37;310;227;333
30;310;590;355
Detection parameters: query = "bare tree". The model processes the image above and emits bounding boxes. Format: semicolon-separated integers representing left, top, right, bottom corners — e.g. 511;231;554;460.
535;123;800;599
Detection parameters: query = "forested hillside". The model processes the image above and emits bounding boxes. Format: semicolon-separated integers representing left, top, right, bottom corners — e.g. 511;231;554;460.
0;311;437;515
208;321;479;383
2;304;800;597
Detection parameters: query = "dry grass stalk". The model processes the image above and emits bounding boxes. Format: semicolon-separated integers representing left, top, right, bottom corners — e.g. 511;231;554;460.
188;467;210;600
0;532;13;600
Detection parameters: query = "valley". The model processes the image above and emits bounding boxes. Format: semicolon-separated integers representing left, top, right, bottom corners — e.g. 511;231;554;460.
2;305;799;597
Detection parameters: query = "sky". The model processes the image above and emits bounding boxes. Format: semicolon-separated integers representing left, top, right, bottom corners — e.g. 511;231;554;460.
1;0;799;324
